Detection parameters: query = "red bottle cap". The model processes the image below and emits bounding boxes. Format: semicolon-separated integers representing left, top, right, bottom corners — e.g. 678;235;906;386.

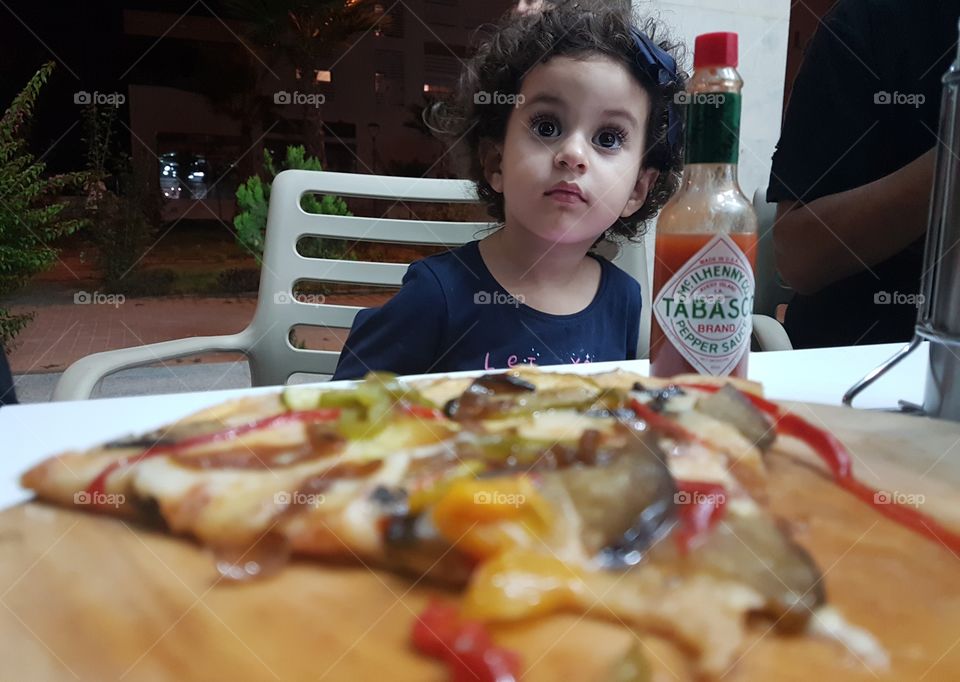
694;32;738;68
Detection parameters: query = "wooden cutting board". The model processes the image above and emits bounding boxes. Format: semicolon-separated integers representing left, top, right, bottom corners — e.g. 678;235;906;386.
2;403;960;682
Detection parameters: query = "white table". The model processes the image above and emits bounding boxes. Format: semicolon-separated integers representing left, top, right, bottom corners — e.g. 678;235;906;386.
1;342;930;510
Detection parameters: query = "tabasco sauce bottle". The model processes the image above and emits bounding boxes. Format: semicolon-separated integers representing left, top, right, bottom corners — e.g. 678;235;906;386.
650;32;758;378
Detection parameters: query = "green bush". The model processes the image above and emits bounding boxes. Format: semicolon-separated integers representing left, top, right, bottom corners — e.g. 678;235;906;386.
216;267;261;294
234;145;352;263
81;105;158;291
119;269;177;297
0;62;90;350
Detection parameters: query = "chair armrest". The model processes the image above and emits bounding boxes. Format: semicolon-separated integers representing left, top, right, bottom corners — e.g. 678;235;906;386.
752;314;793;352
53;333;251;401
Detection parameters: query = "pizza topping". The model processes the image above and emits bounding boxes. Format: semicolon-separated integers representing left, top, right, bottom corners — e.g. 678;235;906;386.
383;513;479;586
287;460;385;500
411;600;522;682
85;409;342;499
170;441;323;470
652;504;826;633
463;548;588;621
673;479;727;553
629;398;699;443
444;373;598;421
399;403;446;420
536;434;676;568
305;424;349;454
808;605;889;671
630;382;687;413
284;373;441;439
280;386;326;411
695;384;776;451
430;476;553;560
474;373;537;394
608;642;653;682
444;376;530;420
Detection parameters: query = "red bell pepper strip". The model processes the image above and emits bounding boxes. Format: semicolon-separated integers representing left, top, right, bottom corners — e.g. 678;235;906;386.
400;403;446;420
412;600;522;682
85;409;341;501
674;480;728;554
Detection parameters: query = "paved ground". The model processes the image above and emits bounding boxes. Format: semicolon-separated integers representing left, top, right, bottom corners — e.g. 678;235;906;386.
5;288;390;403
6;291;392;374
13;362;254;403
2;224;416;403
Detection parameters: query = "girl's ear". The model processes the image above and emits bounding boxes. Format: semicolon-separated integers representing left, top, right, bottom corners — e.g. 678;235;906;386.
480;139;505;193
621;167;660;218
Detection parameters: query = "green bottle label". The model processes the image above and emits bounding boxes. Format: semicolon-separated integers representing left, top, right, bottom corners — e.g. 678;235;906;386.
681;91;741;165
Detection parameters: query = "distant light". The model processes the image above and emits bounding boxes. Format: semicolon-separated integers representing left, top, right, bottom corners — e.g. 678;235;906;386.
315;70;332;83
423;84;452;93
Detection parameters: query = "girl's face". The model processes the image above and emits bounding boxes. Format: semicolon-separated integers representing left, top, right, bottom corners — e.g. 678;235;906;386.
484;54;658;248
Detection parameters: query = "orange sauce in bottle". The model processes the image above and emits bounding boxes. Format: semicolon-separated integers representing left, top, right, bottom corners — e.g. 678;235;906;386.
650;232;757;376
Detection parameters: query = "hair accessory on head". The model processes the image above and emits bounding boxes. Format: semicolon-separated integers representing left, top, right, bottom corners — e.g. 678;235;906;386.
629;27;682;153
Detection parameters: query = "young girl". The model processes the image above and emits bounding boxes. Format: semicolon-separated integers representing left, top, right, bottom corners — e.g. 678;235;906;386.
333;1;685;380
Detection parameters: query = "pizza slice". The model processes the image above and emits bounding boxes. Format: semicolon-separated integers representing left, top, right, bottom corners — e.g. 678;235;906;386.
19;369;958;678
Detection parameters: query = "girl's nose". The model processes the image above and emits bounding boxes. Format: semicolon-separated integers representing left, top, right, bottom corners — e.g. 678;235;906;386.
554;136;588;172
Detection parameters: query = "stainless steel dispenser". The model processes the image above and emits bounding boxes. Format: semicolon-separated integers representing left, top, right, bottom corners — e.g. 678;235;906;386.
844;22;960;420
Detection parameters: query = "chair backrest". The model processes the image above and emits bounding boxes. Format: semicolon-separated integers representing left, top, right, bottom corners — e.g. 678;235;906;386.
246;170;493;385
598;237;652;359
752;186;794;317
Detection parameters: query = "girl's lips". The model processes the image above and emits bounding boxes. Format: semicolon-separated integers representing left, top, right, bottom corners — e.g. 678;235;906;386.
545;190;585;204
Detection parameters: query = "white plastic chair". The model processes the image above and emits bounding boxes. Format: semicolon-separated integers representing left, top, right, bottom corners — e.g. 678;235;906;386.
53;170;792;401
752;186;795;320
53;170;491;400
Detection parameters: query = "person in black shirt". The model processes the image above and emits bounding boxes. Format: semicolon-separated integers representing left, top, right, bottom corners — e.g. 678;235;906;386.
768;0;960;348
0;349;17;406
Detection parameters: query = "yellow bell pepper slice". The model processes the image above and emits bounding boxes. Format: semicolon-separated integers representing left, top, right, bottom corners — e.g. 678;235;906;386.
462;548;590;621
430;476;553;560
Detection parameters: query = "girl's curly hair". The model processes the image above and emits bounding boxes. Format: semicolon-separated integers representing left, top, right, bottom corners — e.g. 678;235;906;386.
425;1;687;244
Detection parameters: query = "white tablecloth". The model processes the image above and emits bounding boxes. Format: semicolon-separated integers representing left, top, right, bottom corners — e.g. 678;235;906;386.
1;342;929;510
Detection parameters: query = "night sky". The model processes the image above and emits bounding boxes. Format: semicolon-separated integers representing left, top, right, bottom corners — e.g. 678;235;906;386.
1;1;240;173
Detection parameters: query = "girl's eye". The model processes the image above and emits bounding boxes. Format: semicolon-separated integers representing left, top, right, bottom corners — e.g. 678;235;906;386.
530;115;560;138
594;128;627;150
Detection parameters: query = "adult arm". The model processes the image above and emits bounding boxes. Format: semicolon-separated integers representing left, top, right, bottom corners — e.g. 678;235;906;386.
774;148;934;294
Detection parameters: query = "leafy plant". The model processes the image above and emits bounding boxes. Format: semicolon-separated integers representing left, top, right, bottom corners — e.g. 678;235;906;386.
216;266;261;294
234;145;352;262
95;165;158;291
80;103;159;292
0;61;90;349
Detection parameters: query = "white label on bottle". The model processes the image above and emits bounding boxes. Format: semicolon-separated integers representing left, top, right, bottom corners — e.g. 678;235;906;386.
652;234;755;376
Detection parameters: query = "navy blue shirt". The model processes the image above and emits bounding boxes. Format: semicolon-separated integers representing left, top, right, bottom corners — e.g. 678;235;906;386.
332;241;642;380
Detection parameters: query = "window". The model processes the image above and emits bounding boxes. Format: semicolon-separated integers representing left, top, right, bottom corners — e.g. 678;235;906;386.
375;3;404;38
374;49;405;107
424;0;458;26
423;42;464;92
156;135;242;202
